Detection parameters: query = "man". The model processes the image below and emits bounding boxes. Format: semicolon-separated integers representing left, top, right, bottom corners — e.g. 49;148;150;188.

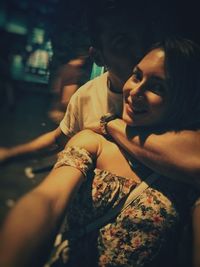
0;0;199;186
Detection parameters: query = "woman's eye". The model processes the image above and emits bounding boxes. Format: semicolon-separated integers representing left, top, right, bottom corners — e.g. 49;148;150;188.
131;70;141;82
148;83;165;96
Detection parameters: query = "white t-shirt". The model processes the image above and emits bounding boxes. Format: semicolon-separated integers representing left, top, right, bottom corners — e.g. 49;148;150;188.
60;72;123;137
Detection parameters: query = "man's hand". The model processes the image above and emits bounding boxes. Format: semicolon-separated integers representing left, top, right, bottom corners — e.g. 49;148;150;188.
88;114;119;136
87;122;102;134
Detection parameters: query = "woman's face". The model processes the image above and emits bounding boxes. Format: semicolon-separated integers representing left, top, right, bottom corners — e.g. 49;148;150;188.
122;48;170;127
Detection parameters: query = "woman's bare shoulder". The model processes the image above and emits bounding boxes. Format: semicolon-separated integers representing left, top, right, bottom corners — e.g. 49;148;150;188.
66;129;110;158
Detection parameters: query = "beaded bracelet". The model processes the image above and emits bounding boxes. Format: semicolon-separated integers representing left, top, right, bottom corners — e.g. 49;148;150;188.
100;113;118;136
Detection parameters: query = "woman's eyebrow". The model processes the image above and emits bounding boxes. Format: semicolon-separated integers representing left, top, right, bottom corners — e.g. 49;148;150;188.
153;73;166;81
149;76;166;83
133;66;165;82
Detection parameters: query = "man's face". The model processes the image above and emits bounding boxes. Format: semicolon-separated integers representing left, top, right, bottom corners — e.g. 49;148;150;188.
99;16;145;90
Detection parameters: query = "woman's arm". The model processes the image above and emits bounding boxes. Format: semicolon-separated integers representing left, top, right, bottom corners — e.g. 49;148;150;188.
107;118;200;185
0;129;100;267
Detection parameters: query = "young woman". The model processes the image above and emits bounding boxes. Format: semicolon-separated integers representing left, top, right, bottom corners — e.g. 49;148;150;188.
0;37;199;267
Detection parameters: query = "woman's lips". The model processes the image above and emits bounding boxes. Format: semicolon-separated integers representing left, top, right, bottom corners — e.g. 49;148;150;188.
125;104;134;117
125;102;147;117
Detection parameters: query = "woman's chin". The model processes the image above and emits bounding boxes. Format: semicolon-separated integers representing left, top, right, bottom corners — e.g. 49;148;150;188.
123;116;151;128
122;114;138;127
122;112;155;127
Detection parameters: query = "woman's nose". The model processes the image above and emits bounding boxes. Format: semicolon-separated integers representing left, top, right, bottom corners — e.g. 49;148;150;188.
129;82;144;98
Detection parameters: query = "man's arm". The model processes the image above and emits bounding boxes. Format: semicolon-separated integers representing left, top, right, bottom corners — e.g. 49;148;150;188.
0;83;82;164
0;129;99;267
107;118;200;185
0;127;68;163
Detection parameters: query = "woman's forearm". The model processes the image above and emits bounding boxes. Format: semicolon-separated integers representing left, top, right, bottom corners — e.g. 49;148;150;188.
0;165;85;267
0;191;60;267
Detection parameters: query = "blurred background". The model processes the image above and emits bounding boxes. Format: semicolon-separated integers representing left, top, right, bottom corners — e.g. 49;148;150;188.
0;0;91;111
0;0;93;225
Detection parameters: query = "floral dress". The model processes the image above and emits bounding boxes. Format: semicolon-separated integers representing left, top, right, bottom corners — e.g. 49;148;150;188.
44;146;196;267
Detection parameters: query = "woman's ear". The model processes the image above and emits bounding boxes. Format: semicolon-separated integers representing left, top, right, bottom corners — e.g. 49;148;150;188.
89;46;105;66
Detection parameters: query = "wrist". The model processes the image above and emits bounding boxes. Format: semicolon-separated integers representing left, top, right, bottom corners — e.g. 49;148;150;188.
107;118;127;134
100;113;119;136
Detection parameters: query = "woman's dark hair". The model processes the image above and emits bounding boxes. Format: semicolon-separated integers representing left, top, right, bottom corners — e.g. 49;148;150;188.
152;37;200;129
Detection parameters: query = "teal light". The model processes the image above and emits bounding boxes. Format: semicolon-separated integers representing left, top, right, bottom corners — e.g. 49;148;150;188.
32;28;45;44
90;63;105;79
0;9;6;27
5;21;27;35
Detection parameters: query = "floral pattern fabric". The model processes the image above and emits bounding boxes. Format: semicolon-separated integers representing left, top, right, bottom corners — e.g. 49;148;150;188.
45;146;195;267
54;146;93;177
